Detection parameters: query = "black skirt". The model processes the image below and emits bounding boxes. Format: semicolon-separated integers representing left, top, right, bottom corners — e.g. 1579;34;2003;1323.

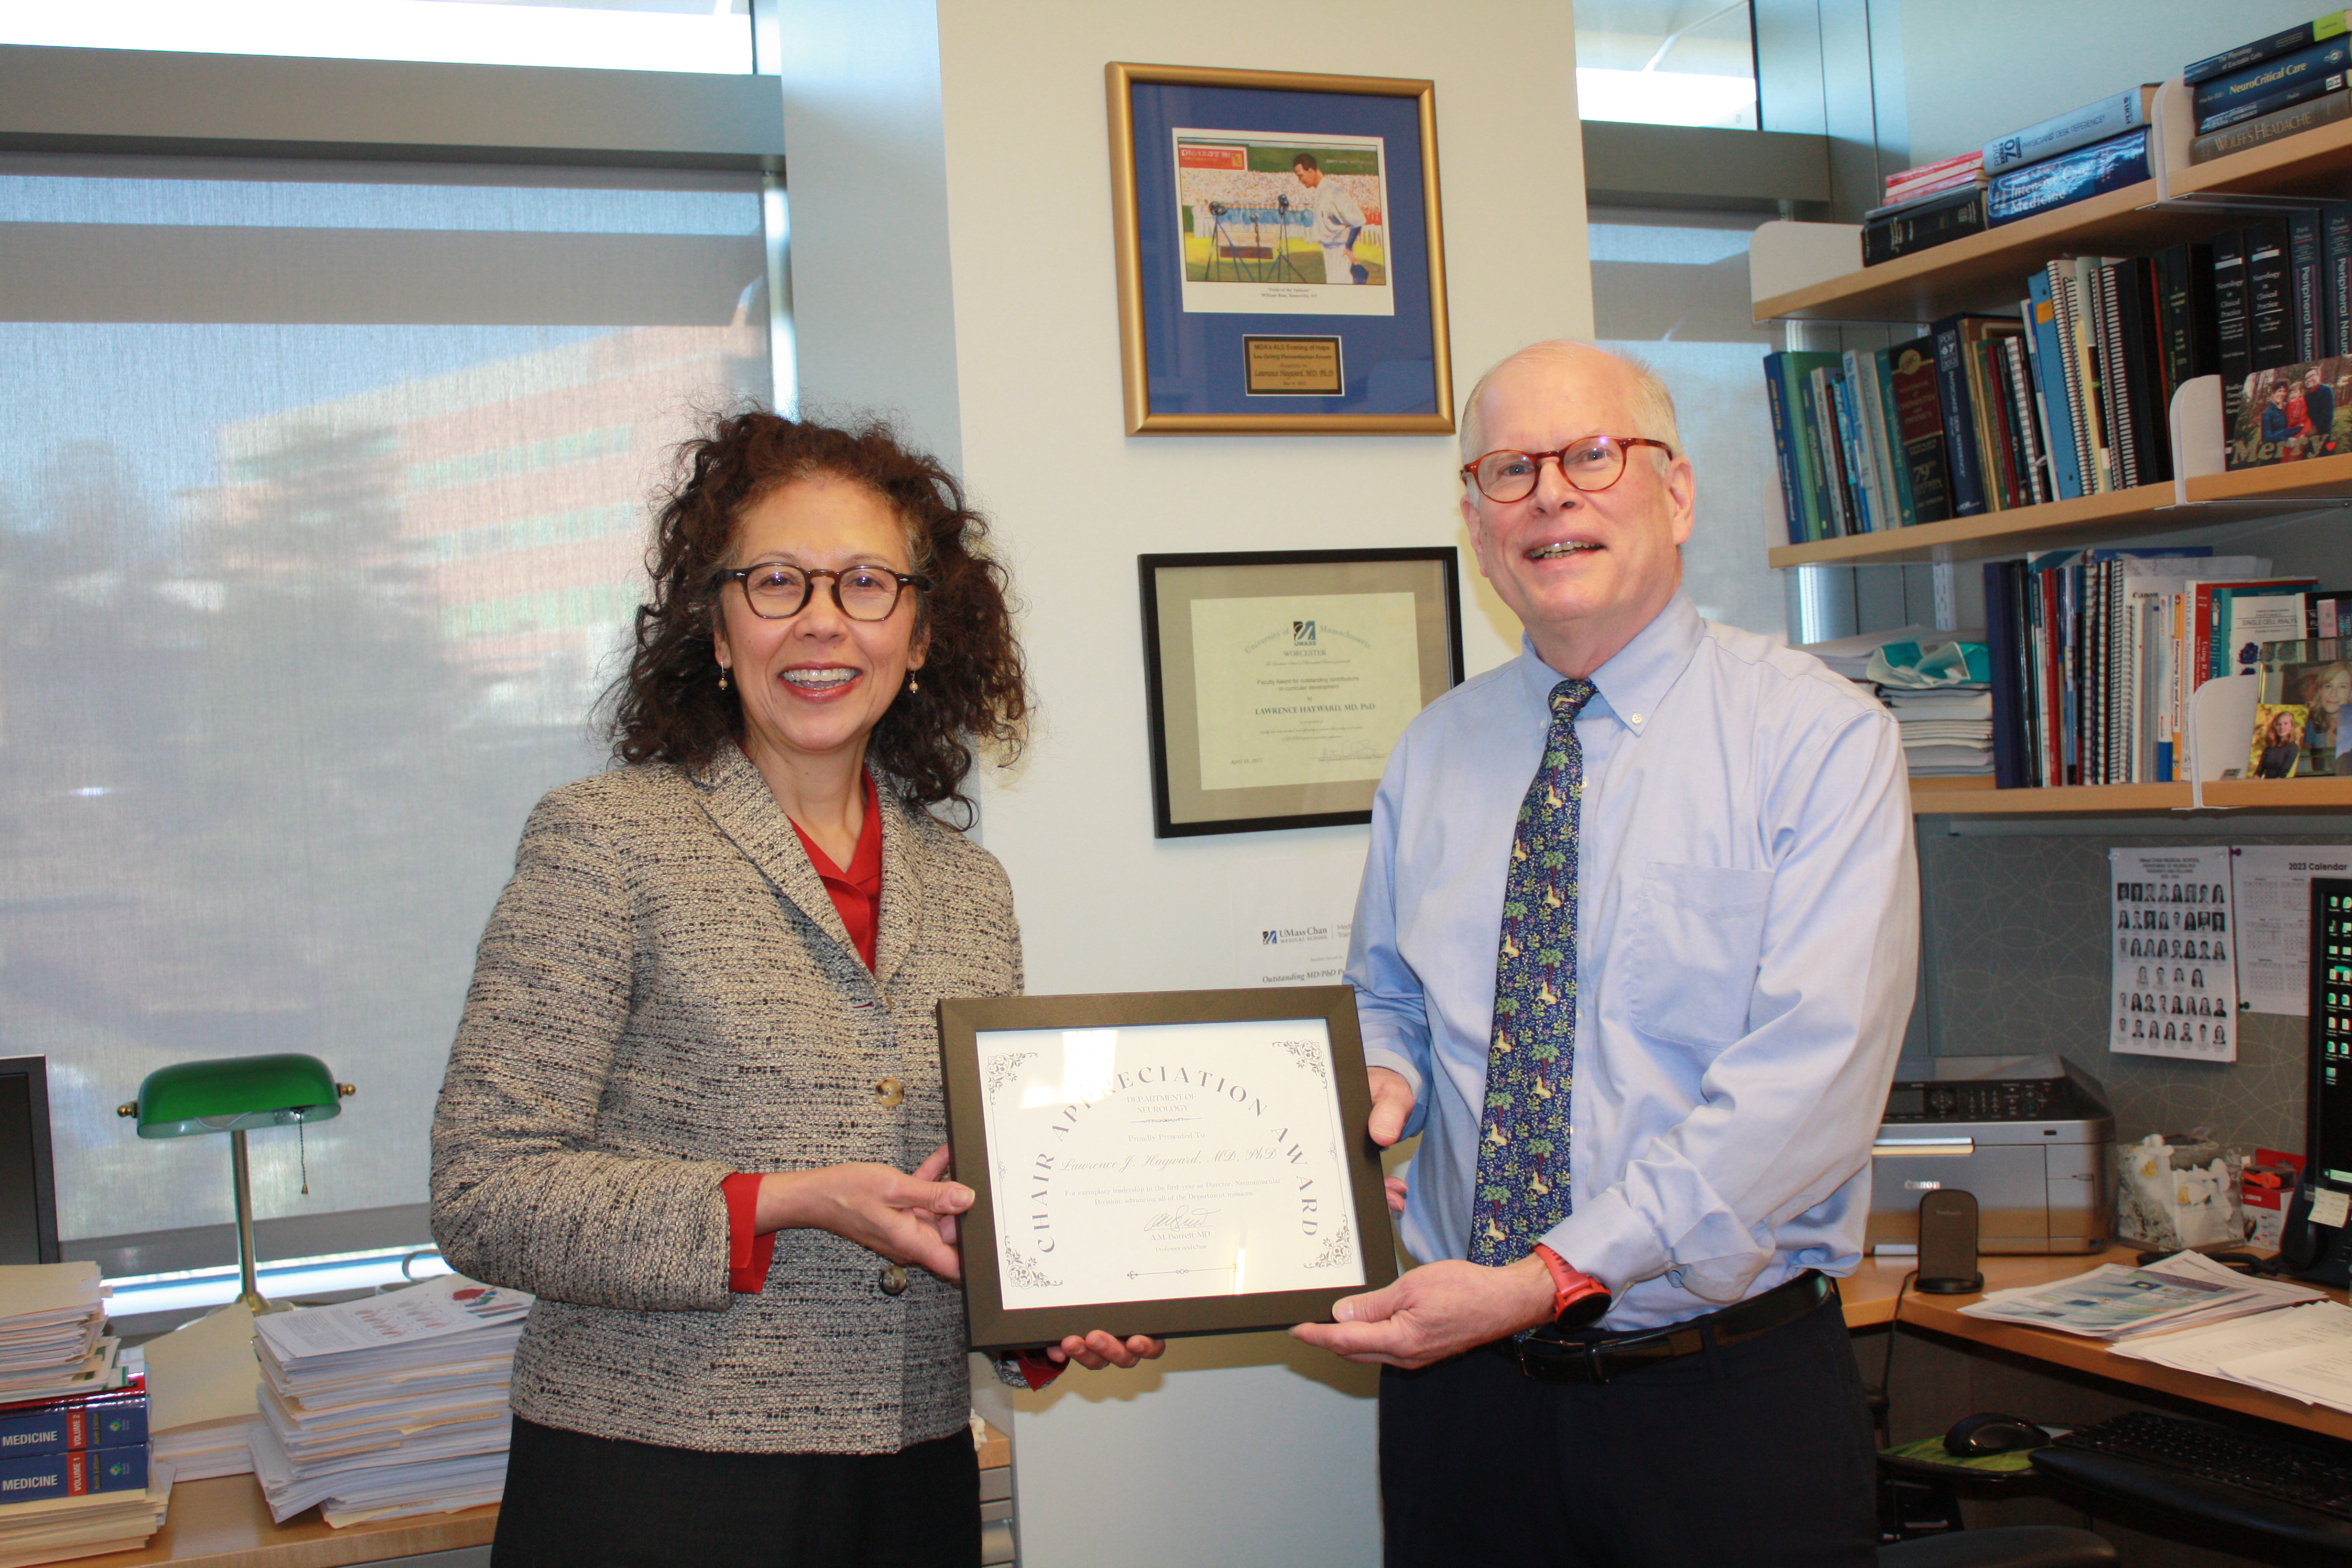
491;1414;982;1568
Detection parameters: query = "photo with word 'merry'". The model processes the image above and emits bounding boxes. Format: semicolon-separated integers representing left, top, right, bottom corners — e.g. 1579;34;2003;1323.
1173;129;1395;317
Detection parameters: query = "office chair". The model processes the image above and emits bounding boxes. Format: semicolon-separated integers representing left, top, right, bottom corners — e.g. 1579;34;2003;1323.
1877;1525;2117;1566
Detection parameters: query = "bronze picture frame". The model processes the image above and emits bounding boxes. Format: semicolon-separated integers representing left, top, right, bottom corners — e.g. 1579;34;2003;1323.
938;987;1397;1350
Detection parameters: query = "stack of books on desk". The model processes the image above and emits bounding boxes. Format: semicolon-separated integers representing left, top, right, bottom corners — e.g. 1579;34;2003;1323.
249;1274;530;1528
0;1265;168;1563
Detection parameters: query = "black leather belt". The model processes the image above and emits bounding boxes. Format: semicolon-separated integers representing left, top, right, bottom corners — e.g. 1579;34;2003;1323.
1487;1269;1832;1384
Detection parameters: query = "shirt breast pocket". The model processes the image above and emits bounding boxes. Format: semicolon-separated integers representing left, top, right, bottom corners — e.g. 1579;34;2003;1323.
1624;863;1773;1052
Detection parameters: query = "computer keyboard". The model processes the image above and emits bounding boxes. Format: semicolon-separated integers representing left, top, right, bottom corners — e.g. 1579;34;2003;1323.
2047;1410;2352;1523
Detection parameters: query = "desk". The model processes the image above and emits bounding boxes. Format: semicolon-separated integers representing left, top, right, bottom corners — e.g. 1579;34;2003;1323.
54;1427;1013;1567
1839;1248;2352;1444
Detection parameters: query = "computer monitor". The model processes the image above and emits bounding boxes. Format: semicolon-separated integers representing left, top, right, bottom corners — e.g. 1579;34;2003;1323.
2295;879;2352;1281
0;1058;61;1266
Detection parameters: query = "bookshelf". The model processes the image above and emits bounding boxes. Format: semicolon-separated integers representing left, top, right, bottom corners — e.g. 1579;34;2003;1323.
2171;116;2352;203
1754;114;2352;818
1909;775;2352;815
1766;454;2352;569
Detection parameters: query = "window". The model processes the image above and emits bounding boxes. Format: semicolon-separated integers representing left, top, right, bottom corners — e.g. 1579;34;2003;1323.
1576;0;1760;130
0;0;755;74
0;156;771;1242
1587;207;1784;637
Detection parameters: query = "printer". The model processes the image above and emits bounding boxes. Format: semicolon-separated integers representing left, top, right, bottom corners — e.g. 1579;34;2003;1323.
1868;1054;2115;1255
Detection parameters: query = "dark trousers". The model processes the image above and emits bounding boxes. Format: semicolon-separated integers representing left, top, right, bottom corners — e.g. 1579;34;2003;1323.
491;1414;981;1568
1379;1294;1879;1567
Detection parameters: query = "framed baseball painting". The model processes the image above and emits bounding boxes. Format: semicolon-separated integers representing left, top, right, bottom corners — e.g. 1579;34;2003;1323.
1106;62;1455;434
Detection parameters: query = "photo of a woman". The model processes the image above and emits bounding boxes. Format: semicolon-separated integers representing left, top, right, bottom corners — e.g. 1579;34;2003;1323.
2252;704;2307;778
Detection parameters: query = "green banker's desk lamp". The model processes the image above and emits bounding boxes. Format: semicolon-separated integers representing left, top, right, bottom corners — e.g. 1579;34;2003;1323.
118;1054;356;1314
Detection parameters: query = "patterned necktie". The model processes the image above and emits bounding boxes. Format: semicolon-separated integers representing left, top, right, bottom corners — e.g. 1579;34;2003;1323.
1468;678;1596;1268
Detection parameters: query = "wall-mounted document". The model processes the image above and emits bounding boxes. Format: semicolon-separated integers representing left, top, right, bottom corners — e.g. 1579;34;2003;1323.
2231;845;2352;1015
2110;846;2238;1061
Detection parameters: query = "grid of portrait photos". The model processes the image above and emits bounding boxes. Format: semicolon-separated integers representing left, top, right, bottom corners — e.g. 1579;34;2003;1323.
2110;847;2238;1062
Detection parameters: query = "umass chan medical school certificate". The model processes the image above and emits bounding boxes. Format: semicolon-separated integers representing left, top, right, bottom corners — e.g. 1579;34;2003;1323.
973;1019;1367;1311
1188;590;1423;792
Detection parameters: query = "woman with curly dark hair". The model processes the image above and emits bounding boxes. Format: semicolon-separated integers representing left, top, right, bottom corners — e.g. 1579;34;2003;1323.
430;412;1158;1567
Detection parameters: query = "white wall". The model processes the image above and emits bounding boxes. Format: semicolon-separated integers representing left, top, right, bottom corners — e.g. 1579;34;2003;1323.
1900;0;2320;166
770;0;965;467
785;3;1589;1564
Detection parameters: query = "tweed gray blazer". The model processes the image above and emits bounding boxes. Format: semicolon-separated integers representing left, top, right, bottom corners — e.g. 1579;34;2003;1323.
429;743;1021;1455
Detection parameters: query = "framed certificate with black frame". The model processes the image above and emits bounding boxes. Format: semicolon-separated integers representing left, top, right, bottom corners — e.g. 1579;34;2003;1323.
1106;61;1454;434
1140;547;1463;837
938;987;1397;1349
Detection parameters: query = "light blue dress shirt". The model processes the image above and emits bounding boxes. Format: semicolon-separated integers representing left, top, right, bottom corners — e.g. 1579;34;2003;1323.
1349;593;1920;1332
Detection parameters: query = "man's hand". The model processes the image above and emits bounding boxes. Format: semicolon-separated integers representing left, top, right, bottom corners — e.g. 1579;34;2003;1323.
1046;1331;1167;1371
1366;1066;1413;1146
1290;1256;1555;1370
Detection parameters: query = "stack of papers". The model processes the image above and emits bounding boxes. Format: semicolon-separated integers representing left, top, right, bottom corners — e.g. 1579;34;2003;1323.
1959;1250;2326;1339
1882;688;1995;776
0;1470;171;1568
2114;1300;2352;1414
1794;628;1995;776
248;1275;531;1528
145;1302;262;1481
0;1266;114;1407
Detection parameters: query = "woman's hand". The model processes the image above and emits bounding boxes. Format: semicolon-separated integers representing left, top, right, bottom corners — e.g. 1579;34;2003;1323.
754;1145;972;1283
1045;1331;1166;1371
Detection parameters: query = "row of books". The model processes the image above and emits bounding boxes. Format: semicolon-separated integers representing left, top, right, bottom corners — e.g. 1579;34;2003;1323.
2188;12;2352;142
1864;14;2352;268
1865;88;2156;267
1973;548;2352;789
1768;217;2352;542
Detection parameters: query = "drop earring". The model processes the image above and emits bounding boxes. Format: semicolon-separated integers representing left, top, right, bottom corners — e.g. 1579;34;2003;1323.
907;676;920;695
717;666;731;692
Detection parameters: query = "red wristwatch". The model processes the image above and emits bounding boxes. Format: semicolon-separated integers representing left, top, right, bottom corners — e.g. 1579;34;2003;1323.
1532;1244;1611;1329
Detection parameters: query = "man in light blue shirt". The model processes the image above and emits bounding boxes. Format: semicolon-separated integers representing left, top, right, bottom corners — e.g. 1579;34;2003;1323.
1294;342;1918;1566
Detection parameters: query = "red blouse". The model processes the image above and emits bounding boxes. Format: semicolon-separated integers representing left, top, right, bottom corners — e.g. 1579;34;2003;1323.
718;777;1060;1389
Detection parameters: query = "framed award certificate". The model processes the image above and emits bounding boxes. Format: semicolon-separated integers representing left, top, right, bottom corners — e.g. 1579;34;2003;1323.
1140;547;1463;837
938;987;1397;1349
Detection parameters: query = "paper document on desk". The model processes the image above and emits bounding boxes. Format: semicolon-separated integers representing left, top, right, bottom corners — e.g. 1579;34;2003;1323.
1958;1250;2315;1337
2110;1297;2352;1380
2222;1329;2352;1413
254;1274;530;1365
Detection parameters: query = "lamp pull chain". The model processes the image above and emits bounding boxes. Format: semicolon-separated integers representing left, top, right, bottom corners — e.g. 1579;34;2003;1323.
298;1121;309;1196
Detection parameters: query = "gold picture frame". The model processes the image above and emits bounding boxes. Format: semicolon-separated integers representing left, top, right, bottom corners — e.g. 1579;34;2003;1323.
1106;61;1455;435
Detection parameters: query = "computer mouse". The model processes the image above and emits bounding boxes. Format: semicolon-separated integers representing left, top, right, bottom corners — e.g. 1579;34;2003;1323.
1941;1412;2050;1457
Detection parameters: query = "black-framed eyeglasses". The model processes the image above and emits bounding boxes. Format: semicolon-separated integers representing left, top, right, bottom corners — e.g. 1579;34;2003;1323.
1460;436;1674;503
714;563;932;622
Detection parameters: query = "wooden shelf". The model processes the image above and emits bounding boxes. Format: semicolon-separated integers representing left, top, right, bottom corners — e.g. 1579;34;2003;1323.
1751;117;2352;327
1769;454;2352;568
1910;776;2352;816
2170;113;2352;202
2188;448;2352;504
1750;181;2214;325
1767;483;2181;567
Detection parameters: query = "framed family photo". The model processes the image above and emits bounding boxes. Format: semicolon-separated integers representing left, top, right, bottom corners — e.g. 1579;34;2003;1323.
1106;62;1455;434
1139;547;1463;837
